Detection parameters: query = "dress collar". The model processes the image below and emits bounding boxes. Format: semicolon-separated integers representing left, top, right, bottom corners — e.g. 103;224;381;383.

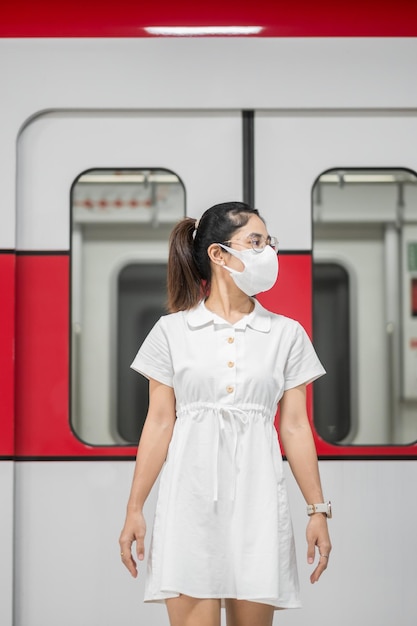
186;299;271;333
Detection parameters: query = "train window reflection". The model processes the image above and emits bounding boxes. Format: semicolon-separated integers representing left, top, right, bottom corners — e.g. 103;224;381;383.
313;169;417;445
313;262;351;443
117;263;167;443
70;169;185;445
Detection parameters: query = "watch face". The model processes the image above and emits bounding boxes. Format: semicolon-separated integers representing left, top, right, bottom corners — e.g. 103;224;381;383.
327;501;332;518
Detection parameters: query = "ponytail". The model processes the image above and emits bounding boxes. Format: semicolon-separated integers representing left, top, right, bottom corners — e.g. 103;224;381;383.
167;217;205;312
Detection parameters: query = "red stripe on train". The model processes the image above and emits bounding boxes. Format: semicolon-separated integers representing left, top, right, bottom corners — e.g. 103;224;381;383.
1;0;417;37
14;255;136;457
0;254;15;456
13;254;417;458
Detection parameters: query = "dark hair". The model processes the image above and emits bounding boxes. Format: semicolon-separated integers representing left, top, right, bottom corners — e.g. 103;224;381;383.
167;201;261;312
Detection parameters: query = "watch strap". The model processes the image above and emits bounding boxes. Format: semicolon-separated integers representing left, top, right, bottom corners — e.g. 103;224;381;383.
307;501;332;518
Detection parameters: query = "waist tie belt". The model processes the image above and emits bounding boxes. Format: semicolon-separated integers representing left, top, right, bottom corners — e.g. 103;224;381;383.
212;406;249;502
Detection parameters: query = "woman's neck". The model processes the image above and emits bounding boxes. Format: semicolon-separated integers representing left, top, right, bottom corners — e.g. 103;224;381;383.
204;285;254;325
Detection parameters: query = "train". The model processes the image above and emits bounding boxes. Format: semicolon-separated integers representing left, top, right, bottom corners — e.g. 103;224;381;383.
1;2;417;625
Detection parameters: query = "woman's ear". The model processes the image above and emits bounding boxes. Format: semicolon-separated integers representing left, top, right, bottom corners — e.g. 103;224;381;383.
207;243;226;266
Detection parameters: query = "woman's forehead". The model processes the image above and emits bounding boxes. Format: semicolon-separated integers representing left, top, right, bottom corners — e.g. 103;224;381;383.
234;214;267;236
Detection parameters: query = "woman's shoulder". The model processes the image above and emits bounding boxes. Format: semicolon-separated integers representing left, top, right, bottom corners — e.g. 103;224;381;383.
255;300;302;332
156;308;194;333
271;315;305;345
157;309;187;326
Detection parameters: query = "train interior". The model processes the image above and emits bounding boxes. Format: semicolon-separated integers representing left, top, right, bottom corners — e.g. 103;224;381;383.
71;169;184;445
313;169;417;446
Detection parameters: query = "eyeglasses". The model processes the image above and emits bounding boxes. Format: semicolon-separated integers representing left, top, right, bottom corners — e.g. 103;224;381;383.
222;235;279;253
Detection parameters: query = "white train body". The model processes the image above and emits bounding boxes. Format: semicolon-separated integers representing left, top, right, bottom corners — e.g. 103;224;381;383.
1;25;417;626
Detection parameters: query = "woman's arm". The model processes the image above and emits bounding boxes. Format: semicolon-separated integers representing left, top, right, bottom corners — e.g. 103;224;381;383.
119;378;176;577
279;383;332;584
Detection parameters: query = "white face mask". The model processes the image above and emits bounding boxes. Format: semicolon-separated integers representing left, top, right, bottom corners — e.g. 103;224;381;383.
219;243;279;296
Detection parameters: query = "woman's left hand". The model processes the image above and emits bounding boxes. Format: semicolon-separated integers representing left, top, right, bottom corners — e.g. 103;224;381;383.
306;514;332;583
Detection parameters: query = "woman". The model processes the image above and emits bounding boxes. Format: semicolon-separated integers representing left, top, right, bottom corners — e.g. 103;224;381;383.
119;201;332;626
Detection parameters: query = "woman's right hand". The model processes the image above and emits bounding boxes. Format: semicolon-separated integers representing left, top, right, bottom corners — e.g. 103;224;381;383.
119;510;147;578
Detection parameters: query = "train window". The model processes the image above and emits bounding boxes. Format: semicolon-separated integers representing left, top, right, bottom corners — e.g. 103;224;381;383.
70;169;185;445
312;169;417;445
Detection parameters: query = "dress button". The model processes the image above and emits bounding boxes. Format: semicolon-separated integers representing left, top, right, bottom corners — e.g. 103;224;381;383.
227;337;234;344
227;361;235;368
226;386;234;393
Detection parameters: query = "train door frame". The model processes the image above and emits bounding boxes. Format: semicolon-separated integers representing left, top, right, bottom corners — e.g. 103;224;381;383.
13;109;245;625
255;111;417;622
255;110;417;456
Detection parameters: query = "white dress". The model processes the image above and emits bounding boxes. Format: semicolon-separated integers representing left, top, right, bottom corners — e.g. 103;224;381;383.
131;299;325;609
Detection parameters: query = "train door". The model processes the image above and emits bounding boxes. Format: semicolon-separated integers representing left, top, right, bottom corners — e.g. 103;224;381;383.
14;111;243;626
255;112;417;625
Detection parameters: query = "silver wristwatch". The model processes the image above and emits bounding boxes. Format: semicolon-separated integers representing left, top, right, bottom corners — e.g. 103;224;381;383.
306;501;332;518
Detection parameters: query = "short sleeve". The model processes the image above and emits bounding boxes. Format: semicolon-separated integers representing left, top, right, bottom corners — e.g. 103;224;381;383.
283;322;326;390
130;318;173;388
